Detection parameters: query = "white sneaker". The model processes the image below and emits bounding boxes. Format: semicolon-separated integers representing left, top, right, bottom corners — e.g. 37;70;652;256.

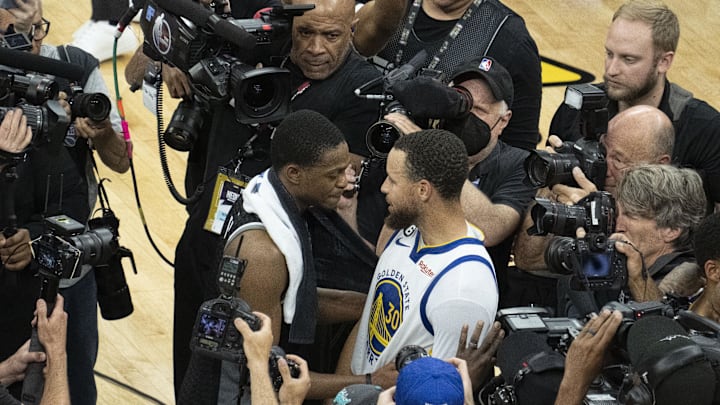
72;20;95;41
71;21;139;63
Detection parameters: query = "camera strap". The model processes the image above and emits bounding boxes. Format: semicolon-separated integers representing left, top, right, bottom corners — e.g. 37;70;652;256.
393;0;490;71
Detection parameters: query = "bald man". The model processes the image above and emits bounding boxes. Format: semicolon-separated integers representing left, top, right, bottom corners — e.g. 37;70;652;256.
510;105;677;308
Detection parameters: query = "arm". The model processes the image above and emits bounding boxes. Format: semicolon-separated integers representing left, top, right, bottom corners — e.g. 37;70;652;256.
353;0;407;57
316;288;367;324
234;312;279;405
36;295;70;405
0;340;45;386
513;205;552;271
73;117;129;173
226;229;288;343
278;355;311;405
461;181;521;247
555;310;622;405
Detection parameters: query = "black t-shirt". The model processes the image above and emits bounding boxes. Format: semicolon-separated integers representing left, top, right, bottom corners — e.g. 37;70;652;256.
469;141;534;277
377;0;542;150
549;81;720;207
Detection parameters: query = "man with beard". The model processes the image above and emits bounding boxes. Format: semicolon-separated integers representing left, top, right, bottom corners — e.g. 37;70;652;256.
348;129;498;375
549;0;720;211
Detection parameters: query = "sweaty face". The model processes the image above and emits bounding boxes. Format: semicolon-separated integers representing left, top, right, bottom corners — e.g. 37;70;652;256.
603;18;661;102
290;3;353;80
296;143;350;210
381;149;420;230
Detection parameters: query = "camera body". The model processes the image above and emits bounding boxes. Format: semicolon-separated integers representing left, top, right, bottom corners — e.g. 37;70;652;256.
524;83;609;189
140;2;311;151
67;85;111;122
546;235;627;290
191;295;261;362
33;214;118;279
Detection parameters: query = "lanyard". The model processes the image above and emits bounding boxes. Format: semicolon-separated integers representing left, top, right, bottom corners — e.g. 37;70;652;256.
394;0;485;70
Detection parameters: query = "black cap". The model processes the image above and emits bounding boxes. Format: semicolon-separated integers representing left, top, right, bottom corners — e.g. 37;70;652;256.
451;56;514;107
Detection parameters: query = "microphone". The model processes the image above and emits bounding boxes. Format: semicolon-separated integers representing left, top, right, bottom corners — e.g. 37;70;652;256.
384;49;428;88
115;0;145;37
152;0;256;51
392;76;473;119
0;47;85;82
626;315;715;405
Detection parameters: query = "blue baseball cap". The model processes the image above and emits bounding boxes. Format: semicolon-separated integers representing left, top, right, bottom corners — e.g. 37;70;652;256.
395;357;464;405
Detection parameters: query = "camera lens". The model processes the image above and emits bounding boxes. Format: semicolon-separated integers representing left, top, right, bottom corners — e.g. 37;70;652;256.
545;236;576;275
69;227;117;267
71;93;111;121
395;345;428;371
524;151;580;188
243;75;275;110
164;100;205;152
231;65;291;124
366;121;401;158
529;199;588;237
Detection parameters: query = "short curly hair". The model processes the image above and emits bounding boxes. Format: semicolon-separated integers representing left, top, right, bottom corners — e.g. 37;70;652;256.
694;213;720;269
271;109;346;170
393;129;468;200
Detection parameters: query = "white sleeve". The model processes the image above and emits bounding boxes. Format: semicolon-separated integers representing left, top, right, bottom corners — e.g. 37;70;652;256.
424;261;498;359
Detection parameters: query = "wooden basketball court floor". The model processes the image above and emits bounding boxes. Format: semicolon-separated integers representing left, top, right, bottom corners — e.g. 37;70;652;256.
36;1;720;403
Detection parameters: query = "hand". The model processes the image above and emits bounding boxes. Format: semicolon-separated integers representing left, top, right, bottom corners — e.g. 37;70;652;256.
377;386;396;405
162;64;193;99
546;134;564;152
445;358;474;405
73;117;114;140
551;167;597;205
561;310;622;394
0;228;32;271
34;295;69;358
0;339;46;386
6;0;41;34
610;233;643;281
384;112;421;136
0;108;32;154
278;354;311;405
455;321;504;393
337;164;358;210
370;360;399;389
234;311;273;368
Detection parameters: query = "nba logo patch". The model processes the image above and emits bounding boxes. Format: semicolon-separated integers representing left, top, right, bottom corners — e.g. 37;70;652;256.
479;57;493;72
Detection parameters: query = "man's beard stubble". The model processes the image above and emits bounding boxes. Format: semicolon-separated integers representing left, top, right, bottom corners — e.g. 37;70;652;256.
385;204;420;230
604;65;659;103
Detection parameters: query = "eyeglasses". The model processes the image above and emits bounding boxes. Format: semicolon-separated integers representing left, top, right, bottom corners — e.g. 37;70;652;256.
29;18;50;40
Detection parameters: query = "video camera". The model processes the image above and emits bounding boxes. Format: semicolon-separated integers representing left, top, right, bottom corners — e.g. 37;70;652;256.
139;0;313;151
524;83;609;189
0;68;70;159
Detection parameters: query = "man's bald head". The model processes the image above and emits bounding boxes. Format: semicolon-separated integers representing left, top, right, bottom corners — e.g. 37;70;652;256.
608;105;674;159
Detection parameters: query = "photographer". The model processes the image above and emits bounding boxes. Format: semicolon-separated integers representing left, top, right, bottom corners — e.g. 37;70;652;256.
549;0;720;212
512;105;675;310
383;57;535;302
0;1;129;403
557;164;706;317
234;312;311;405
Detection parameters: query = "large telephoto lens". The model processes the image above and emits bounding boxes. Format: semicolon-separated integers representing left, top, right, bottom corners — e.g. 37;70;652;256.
164;100;205;152
524;150;580;188
69;227;118;267
529;198;588;236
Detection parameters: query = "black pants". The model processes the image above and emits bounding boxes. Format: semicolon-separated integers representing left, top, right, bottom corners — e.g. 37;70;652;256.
501;266;559;313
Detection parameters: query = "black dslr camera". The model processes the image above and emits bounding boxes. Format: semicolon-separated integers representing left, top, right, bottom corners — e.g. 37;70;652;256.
140;1;313;151
527;191;616;237
190;255;261;362
524;83;608;189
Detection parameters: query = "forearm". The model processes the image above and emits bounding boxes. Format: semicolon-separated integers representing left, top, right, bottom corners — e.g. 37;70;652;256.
247;361;279;405
307;371;365;400
513;212;551;271
354;0;406;56
91;126;130;173
125;46;151;87
40;352;69;405
461;183;520;247
555;376;587;405
317;288;367;324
